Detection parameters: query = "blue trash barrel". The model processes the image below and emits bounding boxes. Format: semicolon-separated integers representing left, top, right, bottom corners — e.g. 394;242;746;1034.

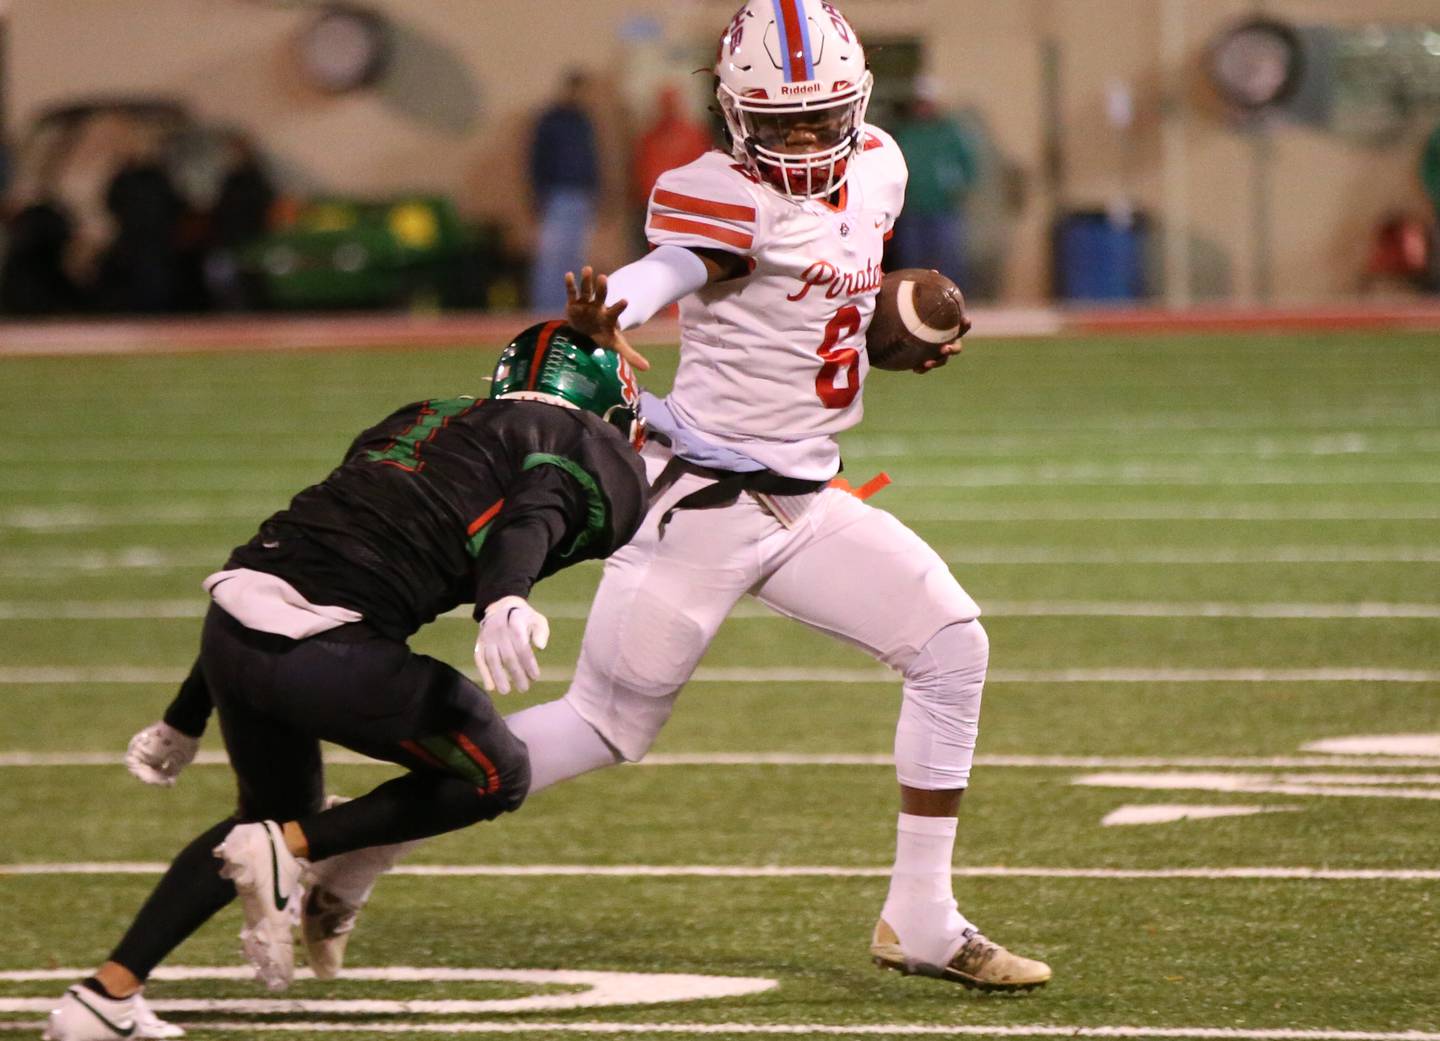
1053;210;1148;301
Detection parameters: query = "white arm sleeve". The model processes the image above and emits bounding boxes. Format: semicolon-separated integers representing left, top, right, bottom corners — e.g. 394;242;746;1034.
603;245;709;331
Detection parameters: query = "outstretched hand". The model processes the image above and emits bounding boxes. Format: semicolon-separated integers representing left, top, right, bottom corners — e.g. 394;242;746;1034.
565;266;651;372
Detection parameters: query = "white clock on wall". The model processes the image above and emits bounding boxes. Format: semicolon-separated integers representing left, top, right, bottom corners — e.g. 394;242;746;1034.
297;3;392;94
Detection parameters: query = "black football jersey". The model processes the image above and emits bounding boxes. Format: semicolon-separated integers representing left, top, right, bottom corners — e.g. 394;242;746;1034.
225;398;647;640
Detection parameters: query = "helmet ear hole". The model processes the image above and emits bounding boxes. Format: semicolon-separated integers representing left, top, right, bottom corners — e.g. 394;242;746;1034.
603;404;645;450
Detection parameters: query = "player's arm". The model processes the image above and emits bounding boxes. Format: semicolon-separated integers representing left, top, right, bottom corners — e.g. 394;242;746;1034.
567;165;759;366
470;464;591;695
125;659;209;786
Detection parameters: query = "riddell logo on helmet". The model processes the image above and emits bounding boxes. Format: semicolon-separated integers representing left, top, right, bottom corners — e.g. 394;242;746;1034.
781;82;823;97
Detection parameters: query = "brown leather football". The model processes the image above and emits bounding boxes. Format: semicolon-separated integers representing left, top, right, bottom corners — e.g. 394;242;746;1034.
866;268;970;371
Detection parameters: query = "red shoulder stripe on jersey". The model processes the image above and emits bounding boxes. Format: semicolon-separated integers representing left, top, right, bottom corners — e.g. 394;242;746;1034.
525;320;565;391
862;134;884;151
653;188;757;224
648;214;753;250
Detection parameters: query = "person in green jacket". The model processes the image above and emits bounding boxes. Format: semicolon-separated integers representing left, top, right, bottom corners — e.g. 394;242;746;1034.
890;77;980;285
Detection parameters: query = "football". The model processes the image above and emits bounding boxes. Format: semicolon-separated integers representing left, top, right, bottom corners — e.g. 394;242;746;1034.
866;268;970;371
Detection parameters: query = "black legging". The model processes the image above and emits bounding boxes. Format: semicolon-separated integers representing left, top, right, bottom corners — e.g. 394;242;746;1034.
108;605;530;980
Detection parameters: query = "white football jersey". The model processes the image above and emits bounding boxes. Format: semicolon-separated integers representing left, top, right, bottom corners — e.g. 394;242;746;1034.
645;125;908;481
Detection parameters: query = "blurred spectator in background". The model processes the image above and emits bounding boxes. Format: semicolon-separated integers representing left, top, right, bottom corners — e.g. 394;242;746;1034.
204;130;276;309
891;77;979;286
0;199;86;314
0;123;87;315
630;85;711;252
1423;122;1440;291
96;144;189;312
529;70;599;313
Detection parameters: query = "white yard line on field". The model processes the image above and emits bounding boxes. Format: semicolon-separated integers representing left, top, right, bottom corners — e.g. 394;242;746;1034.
4;752;1440;770
0;967;775;1014
910;467;1440;488
8;502;1440;530
7;466;1440;494
940;547;1440;564
3;1023;1438;1039
5;599;1440;620
3;864;1437;881
3;666;1439;685
5;547;1440;574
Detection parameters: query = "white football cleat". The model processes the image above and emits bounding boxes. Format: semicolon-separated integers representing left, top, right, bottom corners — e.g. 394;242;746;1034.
301;795;413;980
133;994;184;1039
870;919;1051;992
44;984;138;1041
213;820;306;991
301;883;363;981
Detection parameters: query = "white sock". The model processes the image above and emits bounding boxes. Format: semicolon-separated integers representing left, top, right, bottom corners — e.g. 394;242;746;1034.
312;840;418;906
879;813;973;965
504;697;622;794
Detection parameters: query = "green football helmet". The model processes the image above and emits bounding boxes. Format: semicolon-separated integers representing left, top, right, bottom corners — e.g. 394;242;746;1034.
490;321;645;448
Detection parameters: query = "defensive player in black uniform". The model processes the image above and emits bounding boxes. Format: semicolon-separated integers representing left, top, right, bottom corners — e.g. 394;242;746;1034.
45;319;648;1041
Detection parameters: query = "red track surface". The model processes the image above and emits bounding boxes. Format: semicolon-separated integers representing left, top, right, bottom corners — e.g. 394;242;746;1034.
1;303;1437;358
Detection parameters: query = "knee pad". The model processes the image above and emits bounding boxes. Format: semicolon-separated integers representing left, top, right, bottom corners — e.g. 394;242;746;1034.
903;619;989;696
895;620;989;790
487;729;532;814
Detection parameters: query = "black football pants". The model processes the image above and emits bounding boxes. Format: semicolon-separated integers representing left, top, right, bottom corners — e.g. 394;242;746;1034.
109;604;530;980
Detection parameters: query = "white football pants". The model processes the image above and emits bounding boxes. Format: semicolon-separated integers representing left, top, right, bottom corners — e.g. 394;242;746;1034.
563;442;984;788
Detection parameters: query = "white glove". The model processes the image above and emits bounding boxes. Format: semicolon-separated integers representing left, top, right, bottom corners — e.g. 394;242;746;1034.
474;596;550;695
125;721;200;786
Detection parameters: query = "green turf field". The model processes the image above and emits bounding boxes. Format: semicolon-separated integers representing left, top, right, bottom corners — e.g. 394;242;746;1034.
2;331;1438;1039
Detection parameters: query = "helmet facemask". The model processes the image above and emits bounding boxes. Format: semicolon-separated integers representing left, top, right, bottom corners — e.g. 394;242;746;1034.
717;71;872;200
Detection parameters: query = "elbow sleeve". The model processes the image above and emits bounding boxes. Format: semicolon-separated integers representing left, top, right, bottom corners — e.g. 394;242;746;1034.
603;245;709;330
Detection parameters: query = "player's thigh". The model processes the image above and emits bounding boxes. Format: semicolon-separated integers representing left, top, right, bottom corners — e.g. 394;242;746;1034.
754;491;980;671
567;460;770;759
272;630;528;796
200;608;324;822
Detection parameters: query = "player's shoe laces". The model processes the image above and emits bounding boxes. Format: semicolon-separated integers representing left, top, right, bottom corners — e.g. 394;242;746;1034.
44;984;139;1041
213;821;307;992
870;919;1051;992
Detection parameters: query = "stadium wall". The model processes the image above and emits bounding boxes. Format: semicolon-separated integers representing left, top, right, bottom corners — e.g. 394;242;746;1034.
7;0;1438;306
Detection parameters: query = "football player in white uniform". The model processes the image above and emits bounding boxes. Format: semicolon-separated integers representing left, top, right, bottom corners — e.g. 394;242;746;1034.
542;0;1049;991
127;0;1050;994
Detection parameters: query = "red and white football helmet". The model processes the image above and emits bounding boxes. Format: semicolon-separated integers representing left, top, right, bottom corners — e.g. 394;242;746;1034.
715;0;873;200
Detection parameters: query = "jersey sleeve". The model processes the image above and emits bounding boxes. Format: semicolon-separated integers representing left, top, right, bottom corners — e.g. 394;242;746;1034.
161;658;213;738
858;125;908;235
646;156;762;257
469;430;647;614
471;463;589;613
